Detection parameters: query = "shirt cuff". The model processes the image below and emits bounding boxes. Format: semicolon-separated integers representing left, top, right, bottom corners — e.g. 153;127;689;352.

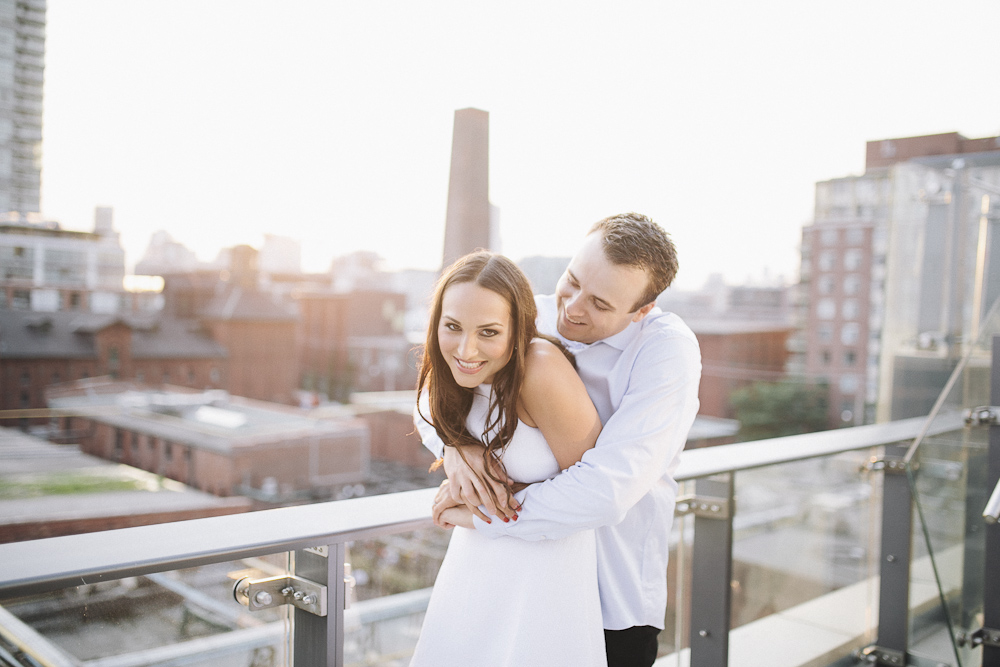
473;512;511;536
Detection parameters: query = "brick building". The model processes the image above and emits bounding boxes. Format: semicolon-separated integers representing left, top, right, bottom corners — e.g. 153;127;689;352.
689;320;793;419
0;311;227;426
791;130;1000;425
46;380;370;501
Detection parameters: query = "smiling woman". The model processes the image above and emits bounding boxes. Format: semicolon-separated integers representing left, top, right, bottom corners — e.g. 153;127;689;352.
437;281;513;388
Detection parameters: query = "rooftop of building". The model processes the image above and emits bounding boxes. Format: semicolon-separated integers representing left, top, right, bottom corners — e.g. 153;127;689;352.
0;310;228;360
0;427;250;540
45;380;367;454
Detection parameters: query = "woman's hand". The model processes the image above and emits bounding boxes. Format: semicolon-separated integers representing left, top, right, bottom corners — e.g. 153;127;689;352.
436;505;475;530
443;445;520;521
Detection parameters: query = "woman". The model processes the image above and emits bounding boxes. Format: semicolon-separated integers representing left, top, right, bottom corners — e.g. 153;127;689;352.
411;251;605;667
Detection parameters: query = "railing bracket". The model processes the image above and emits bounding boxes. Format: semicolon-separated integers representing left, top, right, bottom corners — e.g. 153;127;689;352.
963;405;1000;426
957;627;1000;648
234;574;328;617
862;455;914;475
853;645;906;665
675;494;732;520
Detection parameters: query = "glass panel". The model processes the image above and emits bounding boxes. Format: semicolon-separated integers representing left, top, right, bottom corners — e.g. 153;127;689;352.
730;451;880;656
0;555;292;667
904;296;999;666
345;527;445;665
658;485;693;662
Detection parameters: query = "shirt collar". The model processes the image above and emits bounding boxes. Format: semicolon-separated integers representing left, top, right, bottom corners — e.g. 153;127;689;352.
559;310;650;353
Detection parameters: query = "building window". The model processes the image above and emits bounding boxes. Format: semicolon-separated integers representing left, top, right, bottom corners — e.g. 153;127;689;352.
818;324;833;342
69;292;82;310
846;228;865;245
818;276;834;295
844;350;857;366
210;367;221;383
821;229;838;245
844;275;860;295
842;299;858;320
839;374;858;393
114;429;124;460
12;289;30;309
20;370;30;386
821;350;832;365
136;370;144;382
164;442;173;461
818;251;835;271
841;323;860;345
844;249;863;271
20;391;30;408
817;299;836;320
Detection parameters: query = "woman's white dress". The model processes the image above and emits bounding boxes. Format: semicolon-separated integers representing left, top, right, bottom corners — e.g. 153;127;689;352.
410;387;606;667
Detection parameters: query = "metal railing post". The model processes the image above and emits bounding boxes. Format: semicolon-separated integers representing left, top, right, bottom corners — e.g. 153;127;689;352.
293;544;347;667
687;474;734;667
984;336;1000;667
871;442;914;663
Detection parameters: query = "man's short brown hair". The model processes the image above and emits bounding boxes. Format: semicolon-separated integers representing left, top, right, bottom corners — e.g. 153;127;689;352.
588;212;678;311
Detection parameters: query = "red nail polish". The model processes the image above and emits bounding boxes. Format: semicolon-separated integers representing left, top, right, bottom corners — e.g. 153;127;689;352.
502;517;509;523
512;514;519;521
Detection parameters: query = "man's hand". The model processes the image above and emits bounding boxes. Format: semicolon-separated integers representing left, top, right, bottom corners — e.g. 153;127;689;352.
443;445;520;521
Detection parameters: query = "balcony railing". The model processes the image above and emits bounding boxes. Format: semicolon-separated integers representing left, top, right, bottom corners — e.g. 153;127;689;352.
1;332;998;666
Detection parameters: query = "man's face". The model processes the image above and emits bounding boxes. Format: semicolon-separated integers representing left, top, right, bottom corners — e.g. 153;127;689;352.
555;232;654;344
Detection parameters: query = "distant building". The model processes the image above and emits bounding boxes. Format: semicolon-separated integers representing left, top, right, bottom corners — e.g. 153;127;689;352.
296;289;414;400
0;208;126;313
441;108;496;269
45;380;370;501
0;309;228;424
517;255;571;296
259;233;302;275
134;230;202;276
0;0;45;215
689;320;793;420
792;131;1000;425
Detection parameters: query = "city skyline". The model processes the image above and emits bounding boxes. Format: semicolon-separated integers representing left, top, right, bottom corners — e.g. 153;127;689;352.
38;0;1000;289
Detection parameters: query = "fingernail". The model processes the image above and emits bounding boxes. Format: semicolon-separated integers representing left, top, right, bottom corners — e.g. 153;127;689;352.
502;517;509;523
512;514;519;521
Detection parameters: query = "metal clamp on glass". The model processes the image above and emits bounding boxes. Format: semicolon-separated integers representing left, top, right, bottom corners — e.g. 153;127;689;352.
675;494;732;520
963;405;1000;426
861;454;916;475
234;574;328;617
957;627;1000;649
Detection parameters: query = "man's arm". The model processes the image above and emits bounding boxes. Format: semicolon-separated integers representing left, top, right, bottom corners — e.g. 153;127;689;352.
475;332;701;540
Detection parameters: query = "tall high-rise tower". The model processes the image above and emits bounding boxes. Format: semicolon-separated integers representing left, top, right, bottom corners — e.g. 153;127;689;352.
0;0;44;215
441;108;496;270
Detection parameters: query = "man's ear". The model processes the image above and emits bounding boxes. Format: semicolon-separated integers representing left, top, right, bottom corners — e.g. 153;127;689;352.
631;303;655;322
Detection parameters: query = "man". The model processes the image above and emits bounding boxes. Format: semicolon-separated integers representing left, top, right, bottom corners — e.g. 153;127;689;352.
419;212;701;667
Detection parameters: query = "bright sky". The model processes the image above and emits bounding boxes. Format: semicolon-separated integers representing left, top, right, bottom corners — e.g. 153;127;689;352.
40;1;1000;289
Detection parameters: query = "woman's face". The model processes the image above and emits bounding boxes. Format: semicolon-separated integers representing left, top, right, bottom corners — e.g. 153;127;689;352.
437;282;514;388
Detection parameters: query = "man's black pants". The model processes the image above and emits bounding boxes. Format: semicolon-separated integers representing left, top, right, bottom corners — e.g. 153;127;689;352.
604;625;660;667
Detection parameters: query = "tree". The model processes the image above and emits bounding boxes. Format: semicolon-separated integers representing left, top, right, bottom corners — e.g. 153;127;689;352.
729;380;830;442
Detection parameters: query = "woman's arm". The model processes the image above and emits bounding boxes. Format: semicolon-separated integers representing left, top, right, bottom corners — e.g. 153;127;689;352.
518;339;602;470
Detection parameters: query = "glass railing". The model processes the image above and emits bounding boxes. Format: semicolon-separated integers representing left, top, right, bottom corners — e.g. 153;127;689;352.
897;295;1000;667
1;343;997;667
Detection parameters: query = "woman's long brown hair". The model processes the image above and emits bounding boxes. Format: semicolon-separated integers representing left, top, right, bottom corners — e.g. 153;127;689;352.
416;252;539;502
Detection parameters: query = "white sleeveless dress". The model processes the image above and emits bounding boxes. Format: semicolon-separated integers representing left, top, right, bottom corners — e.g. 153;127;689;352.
410;386;606;667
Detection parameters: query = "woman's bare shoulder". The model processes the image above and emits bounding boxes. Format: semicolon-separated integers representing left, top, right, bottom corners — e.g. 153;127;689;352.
522;338;582;399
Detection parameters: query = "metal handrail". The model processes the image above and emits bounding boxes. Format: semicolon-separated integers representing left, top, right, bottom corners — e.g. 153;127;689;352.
0;414;959;600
